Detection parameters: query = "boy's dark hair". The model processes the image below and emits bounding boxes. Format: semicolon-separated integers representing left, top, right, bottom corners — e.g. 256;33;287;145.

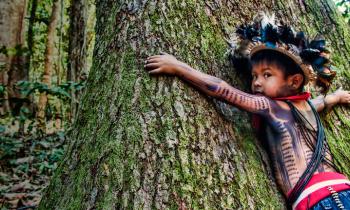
251;49;305;88
251;49;305;77
230;49;306;92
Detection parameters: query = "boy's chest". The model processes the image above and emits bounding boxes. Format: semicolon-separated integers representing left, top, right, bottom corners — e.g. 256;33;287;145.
264;107;317;147
268;106;317;133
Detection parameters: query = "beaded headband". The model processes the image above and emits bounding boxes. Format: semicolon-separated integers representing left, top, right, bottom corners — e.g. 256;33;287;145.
228;12;336;93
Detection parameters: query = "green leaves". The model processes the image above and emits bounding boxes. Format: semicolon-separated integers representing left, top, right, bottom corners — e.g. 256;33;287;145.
0;45;30;57
0;85;5;95
16;80;86;100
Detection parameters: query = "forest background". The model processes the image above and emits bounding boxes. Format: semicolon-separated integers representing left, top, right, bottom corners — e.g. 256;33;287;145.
0;0;350;209
0;0;95;208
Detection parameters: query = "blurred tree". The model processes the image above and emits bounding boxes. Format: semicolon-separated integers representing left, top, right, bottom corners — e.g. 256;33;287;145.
37;0;61;133
25;0;37;79
67;0;89;120
0;0;29;116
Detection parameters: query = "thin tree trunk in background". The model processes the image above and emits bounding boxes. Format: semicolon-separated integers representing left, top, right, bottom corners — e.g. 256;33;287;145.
0;0;28;116
37;0;61;133
67;0;89;121
21;0;38;120
54;0;65;131
39;0;350;209
25;0;37;79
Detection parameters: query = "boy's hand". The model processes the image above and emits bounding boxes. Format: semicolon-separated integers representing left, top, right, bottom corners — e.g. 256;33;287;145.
333;88;350;104
144;53;183;76
312;87;350;112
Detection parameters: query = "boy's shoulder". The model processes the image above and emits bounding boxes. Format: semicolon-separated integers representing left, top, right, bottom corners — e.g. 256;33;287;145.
262;97;313;120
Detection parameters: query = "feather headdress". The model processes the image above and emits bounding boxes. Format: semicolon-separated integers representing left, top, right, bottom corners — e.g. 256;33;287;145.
228;12;336;93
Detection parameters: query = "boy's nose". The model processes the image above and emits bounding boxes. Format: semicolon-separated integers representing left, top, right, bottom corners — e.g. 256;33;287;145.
253;79;262;88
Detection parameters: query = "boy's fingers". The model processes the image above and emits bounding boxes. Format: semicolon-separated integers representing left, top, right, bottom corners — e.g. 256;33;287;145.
147;55;162;60
145;58;159;64
144;63;159;69
148;68;161;75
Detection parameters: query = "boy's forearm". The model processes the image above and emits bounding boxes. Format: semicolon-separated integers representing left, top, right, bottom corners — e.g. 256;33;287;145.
311;93;339;112
175;63;224;97
145;54;269;113
175;64;270;113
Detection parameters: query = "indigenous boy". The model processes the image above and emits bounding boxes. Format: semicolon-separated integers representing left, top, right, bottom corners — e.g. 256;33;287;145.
144;18;350;209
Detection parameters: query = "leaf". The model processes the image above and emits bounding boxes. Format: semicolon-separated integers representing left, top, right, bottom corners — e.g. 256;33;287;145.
16;81;31;89
3;192;26;200
7;198;20;208
57;131;65;141
50;87;71;99
19;114;27;122
336;2;344;6
38;141;51;149
10;180;36;192
20;107;30;114
0;172;11;183
11;156;34;165
0;125;5;133
0;85;4;94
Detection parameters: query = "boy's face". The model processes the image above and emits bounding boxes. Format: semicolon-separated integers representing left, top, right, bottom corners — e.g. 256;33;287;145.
251;62;293;98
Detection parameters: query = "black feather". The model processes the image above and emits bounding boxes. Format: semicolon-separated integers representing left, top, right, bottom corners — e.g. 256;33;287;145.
295;32;308;49
279;25;295;44
300;49;320;63
309;39;328;52
236;25;259;40
261;23;279;45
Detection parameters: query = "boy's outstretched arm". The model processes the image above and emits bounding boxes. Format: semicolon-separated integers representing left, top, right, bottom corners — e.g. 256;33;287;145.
311;88;350;112
144;53;270;114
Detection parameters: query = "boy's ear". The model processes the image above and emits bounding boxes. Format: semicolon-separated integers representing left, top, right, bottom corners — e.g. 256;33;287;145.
288;74;304;90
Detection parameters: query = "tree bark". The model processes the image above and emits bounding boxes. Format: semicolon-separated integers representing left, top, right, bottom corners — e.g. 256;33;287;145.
39;0;350;209
67;0;87;120
25;0;37;79
67;0;93;120
0;0;28;115
36;0;61;132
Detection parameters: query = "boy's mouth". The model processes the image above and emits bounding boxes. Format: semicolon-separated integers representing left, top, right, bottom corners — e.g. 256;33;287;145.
253;91;264;96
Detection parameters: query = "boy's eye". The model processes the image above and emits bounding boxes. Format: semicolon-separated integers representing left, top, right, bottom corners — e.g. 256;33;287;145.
264;73;271;78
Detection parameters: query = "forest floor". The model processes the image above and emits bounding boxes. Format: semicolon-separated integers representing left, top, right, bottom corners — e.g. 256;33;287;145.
0;119;67;209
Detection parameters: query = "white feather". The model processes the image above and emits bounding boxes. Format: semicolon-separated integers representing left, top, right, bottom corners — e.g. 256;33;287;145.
259;12;276;28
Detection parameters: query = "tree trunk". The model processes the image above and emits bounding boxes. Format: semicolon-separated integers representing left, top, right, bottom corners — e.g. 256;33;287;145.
0;0;28;115
67;0;92;121
25;0;37;79
36;0;61;133
39;0;350;209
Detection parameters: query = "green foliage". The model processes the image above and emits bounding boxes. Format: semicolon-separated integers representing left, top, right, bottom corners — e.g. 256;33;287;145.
18;107;31;123
0;136;23;159
0;131;66;171
0;125;5;133
0;84;4;95
16;80;86;100
0;131;67;208
0;44;30;57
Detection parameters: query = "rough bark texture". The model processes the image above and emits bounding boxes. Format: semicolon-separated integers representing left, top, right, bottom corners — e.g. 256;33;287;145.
0;0;28;115
67;0;90;120
37;0;61;132
40;0;350;209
